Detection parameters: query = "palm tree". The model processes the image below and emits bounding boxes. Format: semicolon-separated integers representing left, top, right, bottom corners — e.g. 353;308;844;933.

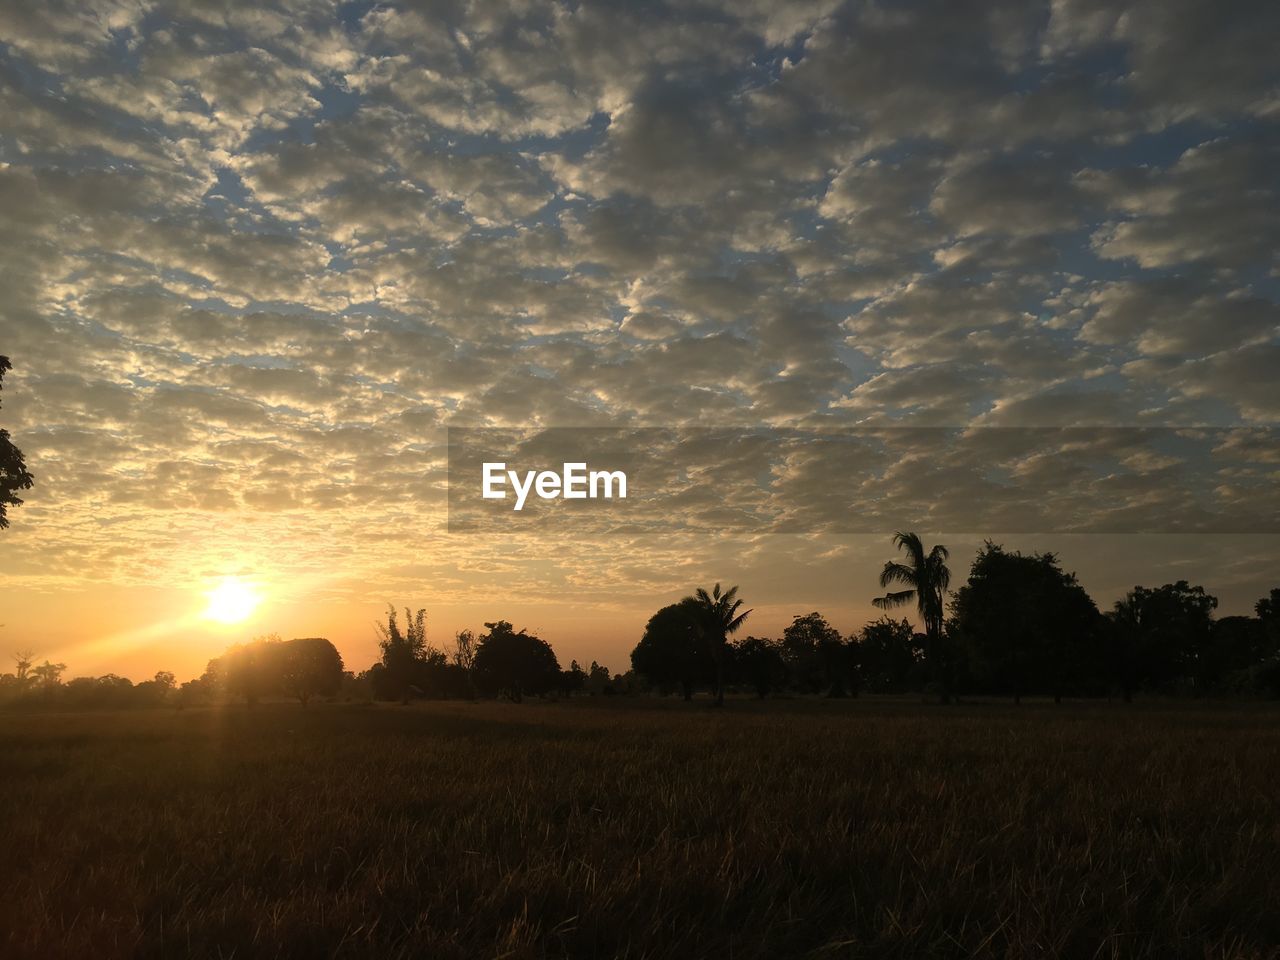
872;532;951;702
688;583;751;706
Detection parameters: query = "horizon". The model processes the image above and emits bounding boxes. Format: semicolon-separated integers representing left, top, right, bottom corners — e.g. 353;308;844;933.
4;530;1277;684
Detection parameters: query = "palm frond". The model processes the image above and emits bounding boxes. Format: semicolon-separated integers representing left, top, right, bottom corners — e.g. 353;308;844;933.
879;561;917;588
893;531;927;570
873;588;916;610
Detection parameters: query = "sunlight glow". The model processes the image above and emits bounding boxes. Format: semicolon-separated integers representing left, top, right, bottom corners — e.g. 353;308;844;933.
203;577;261;624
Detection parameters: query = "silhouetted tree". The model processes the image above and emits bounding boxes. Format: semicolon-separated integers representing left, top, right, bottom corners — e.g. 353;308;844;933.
204;635;344;705
416;646;453;698
209;633;282;705
611;668;643;696
65;675;129;707
375;606;427;704
280;637;344;705
0;665;176;708
781;612;850;697
630;598;713;700
1207;616;1275;695
0;356;35;530
585;660;613;695
732;636;787;698
950;543;1102;703
1108;581;1218;699
856;617;923;693
31;660;65;694
560;659;587;697
1249;589;1280;697
873;532;952;701
472;621;560;701
688;583;751;706
1257;589;1280;649
132;670;176;706
12;648;33;691
452;628;479;698
178;675;214;708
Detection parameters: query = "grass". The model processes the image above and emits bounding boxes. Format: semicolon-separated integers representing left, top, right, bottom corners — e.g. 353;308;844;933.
1;698;1278;959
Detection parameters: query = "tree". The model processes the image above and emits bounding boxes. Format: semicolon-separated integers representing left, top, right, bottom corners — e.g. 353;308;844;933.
1258;589;1280;624
949;543;1102;703
560;659;587;697
732;636;787;698
472;621;560;701
208;633;283;705
31;660;65;693
178;675;215;708
1109;581;1218;699
872;532;952;701
375;606;427;704
280;637;344;705
631;598;713;699
1208;616;1274;695
1243;593;1280;698
687;583;751;706
1258;589;1280;651
12;648;33;691
781;612;850;697
452;628;479;699
584;660;614;695
0;356;35;530
856;617;924;693
133;670;176;706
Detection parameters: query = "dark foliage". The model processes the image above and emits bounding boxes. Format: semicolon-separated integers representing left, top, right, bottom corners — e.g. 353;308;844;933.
855;617;925;693
0;356;35;530
1109;581;1219;699
630;598;714;699
872;533;951;700
780;612;851;697
731;636;787;698
950;543;1104;703
472;621;561;701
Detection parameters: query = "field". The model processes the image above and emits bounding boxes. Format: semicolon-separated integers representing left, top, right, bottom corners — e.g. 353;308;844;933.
2;699;1278;959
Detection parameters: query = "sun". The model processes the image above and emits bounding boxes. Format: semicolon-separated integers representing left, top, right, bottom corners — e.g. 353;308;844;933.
203;577;261;624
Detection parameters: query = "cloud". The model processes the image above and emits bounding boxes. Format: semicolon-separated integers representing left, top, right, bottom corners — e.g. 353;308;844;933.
0;0;1276;627
1079;278;1279;357
1082;134;1280;271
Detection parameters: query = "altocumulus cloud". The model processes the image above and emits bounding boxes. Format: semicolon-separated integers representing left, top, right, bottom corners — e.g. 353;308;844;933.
0;0;1276;612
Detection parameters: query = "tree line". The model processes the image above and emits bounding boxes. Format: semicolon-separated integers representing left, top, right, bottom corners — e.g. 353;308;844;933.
4;534;1280;708
632;534;1280;703
0;610;629;709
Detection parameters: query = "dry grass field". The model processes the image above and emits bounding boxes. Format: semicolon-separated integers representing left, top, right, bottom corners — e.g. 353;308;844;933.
2;698;1278;959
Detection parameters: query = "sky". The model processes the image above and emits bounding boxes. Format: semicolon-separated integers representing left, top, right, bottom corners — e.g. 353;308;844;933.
0;0;1277;682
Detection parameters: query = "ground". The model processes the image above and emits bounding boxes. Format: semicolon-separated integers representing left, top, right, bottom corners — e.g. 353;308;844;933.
2;698;1278;959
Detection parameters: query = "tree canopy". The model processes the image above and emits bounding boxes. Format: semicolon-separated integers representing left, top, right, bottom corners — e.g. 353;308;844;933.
472;621;560;701
0;356;35;530
631;598;713;699
950;543;1102;702
204;635;344;705
1109;581;1219;699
